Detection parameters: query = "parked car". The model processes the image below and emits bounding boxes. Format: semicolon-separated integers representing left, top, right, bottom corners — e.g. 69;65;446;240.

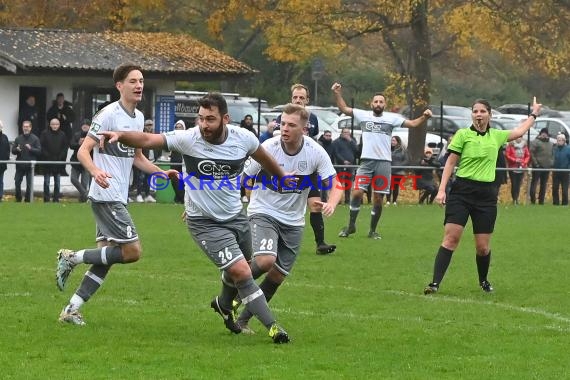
533;117;570;141
175;91;266;133
240;96;271;112
325;111;446;155
496;104;562;118
400;104;471;119
306;105;341;126
261;111;330;133
426;115;471;140
490;118;539;142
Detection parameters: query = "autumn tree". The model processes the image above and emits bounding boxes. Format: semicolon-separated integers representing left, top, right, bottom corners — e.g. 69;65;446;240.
207;0;570;159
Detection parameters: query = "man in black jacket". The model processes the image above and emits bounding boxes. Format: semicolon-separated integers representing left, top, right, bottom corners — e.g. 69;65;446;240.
332;128;359;203
47;93;75;143
40;118;69;202
0;120;10;201
12;120;41;202
70;120;91;202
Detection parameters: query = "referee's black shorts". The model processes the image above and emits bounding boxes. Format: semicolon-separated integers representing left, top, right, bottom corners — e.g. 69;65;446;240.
444;177;498;234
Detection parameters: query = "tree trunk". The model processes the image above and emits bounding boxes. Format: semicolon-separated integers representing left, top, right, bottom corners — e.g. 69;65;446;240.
407;0;432;163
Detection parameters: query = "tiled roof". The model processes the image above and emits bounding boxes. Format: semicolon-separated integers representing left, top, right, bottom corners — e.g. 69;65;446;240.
0;28;257;78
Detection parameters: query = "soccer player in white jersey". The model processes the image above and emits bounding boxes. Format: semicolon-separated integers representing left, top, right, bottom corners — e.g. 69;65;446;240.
55;63;177;326
97;93;293;343
234;103;344;333
331;82;433;239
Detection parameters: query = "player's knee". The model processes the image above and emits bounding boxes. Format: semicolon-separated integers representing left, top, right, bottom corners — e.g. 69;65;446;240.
307;197;320;212
121;242;142;263
227;258;252;282
255;255;276;273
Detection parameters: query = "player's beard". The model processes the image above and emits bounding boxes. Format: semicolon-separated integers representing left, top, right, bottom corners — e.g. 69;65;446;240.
200;120;225;144
372;106;384;116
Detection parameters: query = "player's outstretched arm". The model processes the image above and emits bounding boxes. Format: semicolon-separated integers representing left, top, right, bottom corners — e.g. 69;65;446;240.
98;131;166;150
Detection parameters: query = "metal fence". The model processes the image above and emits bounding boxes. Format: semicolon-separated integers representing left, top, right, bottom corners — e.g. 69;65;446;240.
0;159;566;203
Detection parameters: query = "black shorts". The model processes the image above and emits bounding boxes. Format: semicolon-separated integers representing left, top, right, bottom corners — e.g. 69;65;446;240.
444;177;498;234
308;172;321;198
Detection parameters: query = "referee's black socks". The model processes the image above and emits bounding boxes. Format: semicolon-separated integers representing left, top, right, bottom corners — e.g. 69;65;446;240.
476;251;491;283
432;246;454;285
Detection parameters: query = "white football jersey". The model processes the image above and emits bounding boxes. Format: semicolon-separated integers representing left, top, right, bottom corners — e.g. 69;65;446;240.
164;124;259;221
244;135;336;226
353;109;406;161
87;101;144;204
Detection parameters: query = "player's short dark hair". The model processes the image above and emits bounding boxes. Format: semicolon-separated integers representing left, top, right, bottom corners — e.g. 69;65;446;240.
198;92;228;116
282;103;309;125
113;63;143;84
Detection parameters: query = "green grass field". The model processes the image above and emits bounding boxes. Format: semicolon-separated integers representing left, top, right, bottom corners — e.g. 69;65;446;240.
1;202;570;379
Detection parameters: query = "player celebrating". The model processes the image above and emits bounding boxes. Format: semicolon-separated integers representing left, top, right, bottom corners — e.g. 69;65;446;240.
97;92;292;343
236;103;344;332
55;63;176;325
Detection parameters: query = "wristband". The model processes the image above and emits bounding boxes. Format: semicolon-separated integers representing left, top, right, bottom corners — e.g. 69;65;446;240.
529;113;537;119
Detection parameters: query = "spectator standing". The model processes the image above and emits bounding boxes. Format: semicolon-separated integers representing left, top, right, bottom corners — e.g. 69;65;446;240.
18;95;41;137
0;120;10;201
70;119;92;202
317;130;334;202
332;82;432;240
240;114;258;137
259;120;275;143
388;136;408;205
239;115;258;202
415;148;441;204
169;120;186;204
12;120;41;202
505;137;530;205
529;128;553;204
552;133;570;206
494;145;508;195
47;93;75;142
40;118;69;202
332;127;359;204
135;119;157;203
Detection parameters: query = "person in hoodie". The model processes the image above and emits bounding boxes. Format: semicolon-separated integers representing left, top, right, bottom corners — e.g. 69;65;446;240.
387;135;408;206
505;137;530;205
40;118;69;202
529;128;553;204
0;120;10;201
70;119;92;202
12;120;41;202
552;133;570;205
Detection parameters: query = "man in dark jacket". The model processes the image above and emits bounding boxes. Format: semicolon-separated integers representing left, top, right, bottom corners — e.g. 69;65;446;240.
40;118;69;202
47;93;75;143
69;120;91;202
12;120;41;202
18;95;41;137
332;128;359;203
529;128;554;204
0;120;11;201
415;148;441;204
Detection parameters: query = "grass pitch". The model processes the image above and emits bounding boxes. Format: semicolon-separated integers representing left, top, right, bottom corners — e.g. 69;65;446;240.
1;202;569;379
